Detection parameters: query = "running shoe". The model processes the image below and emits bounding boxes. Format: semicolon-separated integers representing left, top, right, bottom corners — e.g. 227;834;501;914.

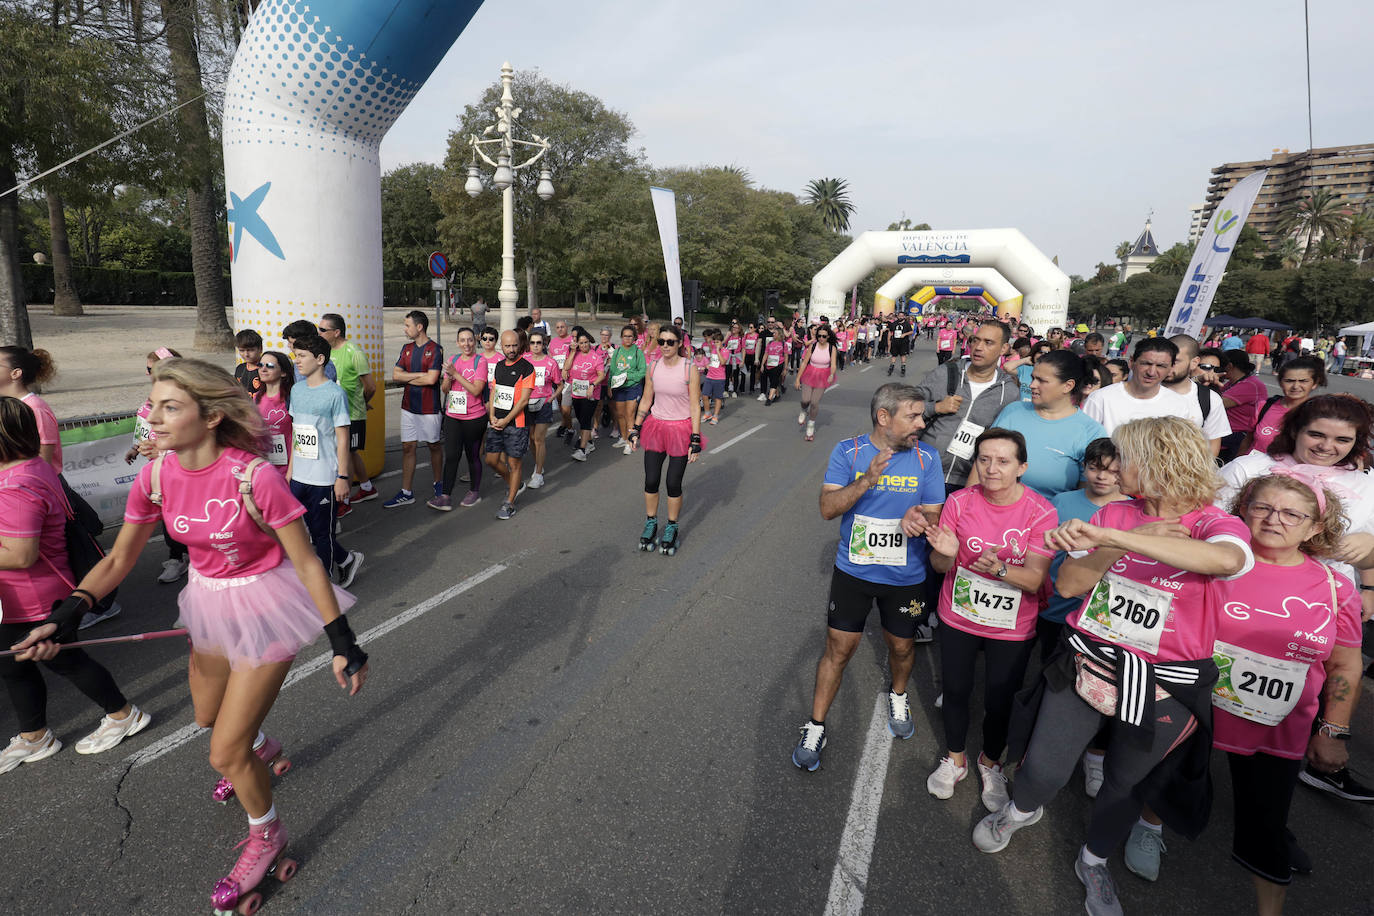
75;705;151;755
973;802;1043;853
886;691;915;740
792;721;826;771
459;471;470;484
0;730;61;774
1075;857;1124;916
586;441;596;454
351;486;378;503
157;557;189;584
1123;822;1166;881
621;441;634;456
757;393;766;402
528;472;545;489
979;759;1010;812
382;490;414;508
496;501;516;520
1083;750;1106;798
336;501;353;520
926;756;967;799
460;491;481;508
1299;764;1374;803
708;417;718;426
79;600;123;630
571;448;587;462
337;551;364;589
427;494;452;511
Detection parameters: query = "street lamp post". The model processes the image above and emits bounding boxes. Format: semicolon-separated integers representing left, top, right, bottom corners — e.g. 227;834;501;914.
465;62;555;333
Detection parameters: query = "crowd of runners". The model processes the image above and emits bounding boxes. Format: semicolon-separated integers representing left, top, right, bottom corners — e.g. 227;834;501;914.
0;306;1369;914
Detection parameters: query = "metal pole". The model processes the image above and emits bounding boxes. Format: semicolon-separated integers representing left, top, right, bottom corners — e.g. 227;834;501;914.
499;183;518;332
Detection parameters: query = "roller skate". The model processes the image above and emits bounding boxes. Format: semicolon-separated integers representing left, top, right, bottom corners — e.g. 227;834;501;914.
805;421;816;442
211;818;297;915
212;736;290;804
659;521;680;556
639;518;658;552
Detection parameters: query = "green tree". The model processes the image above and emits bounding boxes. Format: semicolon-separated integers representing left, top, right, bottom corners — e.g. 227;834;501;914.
1148;242;1193;276
1278;188;1352;263
1114;240;1132;260
1230;224;1268;265
381;164;444;283
887;219;932;231
1211;268;1296;323
1286;261;1369;329
1344;211;1373;262
1090;262;1117;285
803;177;855;233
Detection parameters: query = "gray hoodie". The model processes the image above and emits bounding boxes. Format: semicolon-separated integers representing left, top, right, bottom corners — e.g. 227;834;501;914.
915;360;1021;489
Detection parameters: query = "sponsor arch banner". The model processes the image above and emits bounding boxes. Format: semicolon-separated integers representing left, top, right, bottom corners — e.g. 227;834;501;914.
874;267;1021;316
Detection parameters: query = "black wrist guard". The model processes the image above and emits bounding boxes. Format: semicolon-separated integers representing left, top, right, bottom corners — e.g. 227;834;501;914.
689;433;702;455
48;594;93;644
324;615;369;676
630;424;642;442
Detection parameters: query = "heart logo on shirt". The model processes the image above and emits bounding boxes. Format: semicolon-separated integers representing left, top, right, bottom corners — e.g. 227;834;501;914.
173;498;242;535
1281;595;1333;633
967;527;1029;557
266;409;287;425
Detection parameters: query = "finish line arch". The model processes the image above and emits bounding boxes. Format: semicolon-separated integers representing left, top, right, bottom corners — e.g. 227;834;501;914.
810;229;1068;329
874;267;1021;316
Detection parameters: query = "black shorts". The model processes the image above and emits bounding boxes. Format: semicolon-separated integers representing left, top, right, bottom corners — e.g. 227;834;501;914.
826;566;930;640
891;338;910;357
349;419;366;451
1227;751;1302;886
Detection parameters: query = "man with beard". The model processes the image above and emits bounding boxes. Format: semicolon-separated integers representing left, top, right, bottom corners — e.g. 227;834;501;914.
1163;334;1230;457
791;384;945;772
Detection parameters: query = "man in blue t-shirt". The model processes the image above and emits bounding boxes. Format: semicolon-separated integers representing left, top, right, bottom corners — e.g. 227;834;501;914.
792;383;946;772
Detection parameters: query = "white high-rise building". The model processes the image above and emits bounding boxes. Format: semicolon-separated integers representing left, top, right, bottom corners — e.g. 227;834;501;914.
1186;204;1205;245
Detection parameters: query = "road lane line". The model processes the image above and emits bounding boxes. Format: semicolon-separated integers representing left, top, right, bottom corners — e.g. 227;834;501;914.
711;423;766;453
124;562;509;769
823;693;892;916
861;365;873;373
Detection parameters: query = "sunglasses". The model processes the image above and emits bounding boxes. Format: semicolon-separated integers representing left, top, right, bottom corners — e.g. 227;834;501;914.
481;335;497;342
259;362;279;371
658;337;678;346
1198;363;1221;371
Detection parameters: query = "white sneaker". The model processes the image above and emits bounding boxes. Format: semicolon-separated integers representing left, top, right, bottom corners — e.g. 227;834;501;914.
587;440;596;454
926;756;968;799
978;758;1010;812
528;472;545;489
1082;750;1105;799
75;706;151;755
157;557;188;584
757;393;767;401
622;441;634;455
571;448;587;462
0;730;62;774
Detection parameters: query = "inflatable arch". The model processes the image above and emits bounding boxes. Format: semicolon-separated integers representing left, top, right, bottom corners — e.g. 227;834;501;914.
810;229;1069;330
874;267;1021;316
223;0;485;474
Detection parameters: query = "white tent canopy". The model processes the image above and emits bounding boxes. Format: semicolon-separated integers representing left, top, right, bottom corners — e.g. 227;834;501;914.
1338;320;1374;353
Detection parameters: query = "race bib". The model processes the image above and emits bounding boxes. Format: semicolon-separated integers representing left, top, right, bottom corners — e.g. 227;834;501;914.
765;354;782;368
534;365;548;389
709;354;720;369
946;419;986;461
447;388;469;415
266;433;288;466
894;328;904;339
292;423;319;461
950;567;1022;629
848;515;906;566
1211;640;1308;725
1077;573;1172;655
487;361;497;383
135;414;154;442
727;339;739;351
571;379;591;398
611;372;628;388
493;384;516;411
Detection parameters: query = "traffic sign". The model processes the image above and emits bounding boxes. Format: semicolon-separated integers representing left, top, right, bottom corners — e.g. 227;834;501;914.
428;251;448;278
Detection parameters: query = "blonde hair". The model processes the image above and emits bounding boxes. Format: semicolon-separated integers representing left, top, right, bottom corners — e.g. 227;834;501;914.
1231;475;1347;558
151;358;266;455
1112;417;1220;508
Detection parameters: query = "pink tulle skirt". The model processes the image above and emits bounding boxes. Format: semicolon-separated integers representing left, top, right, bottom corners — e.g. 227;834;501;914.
799;365;832;389
179;563;356;670
640;414;707;457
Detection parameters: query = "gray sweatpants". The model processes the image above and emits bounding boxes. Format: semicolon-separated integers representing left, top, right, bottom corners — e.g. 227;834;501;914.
1011;685;1196;857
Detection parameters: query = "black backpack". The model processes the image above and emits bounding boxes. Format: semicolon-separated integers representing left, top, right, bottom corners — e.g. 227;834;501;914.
1195;384;1211;422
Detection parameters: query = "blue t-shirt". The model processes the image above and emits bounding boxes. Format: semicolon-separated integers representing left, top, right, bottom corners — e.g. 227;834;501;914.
1043;489;1115;622
992;401;1108;499
294;361;337;383
1221;335;1244;351
1016;364;1033;402
824;434;945;585
287;380;350;486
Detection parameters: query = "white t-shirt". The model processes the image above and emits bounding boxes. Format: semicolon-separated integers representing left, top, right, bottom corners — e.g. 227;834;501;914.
966;376;997;403
1169;381;1232;441
1081;382;1195;434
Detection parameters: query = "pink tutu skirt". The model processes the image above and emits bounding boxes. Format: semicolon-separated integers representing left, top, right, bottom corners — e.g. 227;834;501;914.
179;563;356;670
799;365;832;389
640;414;707;457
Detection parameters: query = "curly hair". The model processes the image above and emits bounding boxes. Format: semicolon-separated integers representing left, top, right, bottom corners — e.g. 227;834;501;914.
1112;416;1220;508
1230;475;1346;558
1267;394;1374;469
151;358;266;456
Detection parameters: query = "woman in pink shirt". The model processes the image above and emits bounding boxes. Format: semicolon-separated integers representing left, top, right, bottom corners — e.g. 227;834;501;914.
796;326;838;442
1216;350;1271;462
252;351;294;474
725;320;745;396
12;359;369;913
567;329;606;462
1208;473;1362;913
1244;356;1324;456
629;326;703;556
0;346;61;475
523;329;563;488
925;429;1057;808
435;328;489;510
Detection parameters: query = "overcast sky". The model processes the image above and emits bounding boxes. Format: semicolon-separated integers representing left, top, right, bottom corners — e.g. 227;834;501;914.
380;0;1374;278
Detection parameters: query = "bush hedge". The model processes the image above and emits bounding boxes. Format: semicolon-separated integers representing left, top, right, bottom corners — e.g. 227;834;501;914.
21;263;225;307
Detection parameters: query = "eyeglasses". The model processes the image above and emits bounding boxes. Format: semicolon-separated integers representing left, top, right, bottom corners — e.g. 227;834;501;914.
320;326;339;333
1246;502;1312;526
1198;363;1221;371
481;335;497;342
658;337;678;346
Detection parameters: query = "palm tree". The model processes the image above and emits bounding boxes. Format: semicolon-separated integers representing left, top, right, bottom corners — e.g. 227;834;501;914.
1147;242;1192;276
1277;188;1352;263
1343;211;1373;263
1114;240;1132;260
803;178;855;233
1276;237;1303;269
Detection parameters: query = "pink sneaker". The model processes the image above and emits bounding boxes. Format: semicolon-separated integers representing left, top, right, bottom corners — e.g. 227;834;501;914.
459;491;481;508
211;818;296;914
212;736;290;804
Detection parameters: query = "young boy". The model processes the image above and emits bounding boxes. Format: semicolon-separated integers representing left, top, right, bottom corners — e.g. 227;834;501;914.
289;334;363;587
283;320;337;382
234;329;264;395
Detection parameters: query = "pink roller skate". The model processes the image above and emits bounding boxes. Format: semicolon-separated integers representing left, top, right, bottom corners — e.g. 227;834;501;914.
212;736;290;804
211;818;297;915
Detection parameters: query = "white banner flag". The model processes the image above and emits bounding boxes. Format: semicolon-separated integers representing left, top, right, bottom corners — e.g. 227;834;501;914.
649;186;684;322
1164;169;1268;339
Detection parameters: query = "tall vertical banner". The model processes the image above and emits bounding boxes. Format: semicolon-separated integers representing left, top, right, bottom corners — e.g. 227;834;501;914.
650;186;684;322
1164;169;1268;338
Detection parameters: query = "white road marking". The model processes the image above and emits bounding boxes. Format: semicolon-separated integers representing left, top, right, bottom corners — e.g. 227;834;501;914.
823;693;893;916
860;365;873;373
124;562;510;769
711;423;766;453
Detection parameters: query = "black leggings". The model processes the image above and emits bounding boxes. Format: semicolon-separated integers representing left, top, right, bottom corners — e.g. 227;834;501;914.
644;449;689;500
0;622;127;732
743;354;758;391
573;397;596;429
762;366;784;393
938;623;1035;760
442;415;488;495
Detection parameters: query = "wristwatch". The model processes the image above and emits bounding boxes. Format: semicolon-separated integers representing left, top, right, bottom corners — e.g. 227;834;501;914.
996;563;1008;579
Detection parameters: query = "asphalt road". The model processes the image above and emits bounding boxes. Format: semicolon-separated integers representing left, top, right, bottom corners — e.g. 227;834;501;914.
2;344;1371;915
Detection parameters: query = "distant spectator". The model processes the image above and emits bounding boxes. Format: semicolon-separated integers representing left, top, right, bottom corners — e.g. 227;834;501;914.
234;329;264;395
